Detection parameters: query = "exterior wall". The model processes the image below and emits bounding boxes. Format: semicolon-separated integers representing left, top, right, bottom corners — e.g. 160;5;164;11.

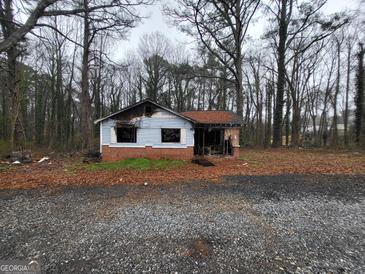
224;128;240;158
102;145;194;161
232;147;240;159
100;107;194;160
224;128;240;146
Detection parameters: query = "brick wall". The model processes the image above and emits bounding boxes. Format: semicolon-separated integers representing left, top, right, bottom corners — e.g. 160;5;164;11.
232;147;240;159
102;145;194;161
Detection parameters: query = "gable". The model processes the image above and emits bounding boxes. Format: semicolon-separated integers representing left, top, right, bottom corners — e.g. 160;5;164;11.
94;99;194;124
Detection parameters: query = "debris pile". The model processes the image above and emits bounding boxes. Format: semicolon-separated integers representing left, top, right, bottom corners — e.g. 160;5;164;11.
83;150;101;163
8;150;32;164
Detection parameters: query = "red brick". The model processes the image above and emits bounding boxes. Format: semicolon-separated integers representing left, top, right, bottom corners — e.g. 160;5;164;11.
232;147;240;159
102;146;194;161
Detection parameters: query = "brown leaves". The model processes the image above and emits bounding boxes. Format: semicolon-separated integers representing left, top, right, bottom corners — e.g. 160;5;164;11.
0;149;364;190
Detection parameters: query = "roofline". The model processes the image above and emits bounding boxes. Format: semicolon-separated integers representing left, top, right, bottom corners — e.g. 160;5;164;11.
193;123;243;127
94;99;196;124
180;110;243;126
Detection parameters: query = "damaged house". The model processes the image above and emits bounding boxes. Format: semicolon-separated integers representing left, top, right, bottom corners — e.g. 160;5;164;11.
94;99;242;161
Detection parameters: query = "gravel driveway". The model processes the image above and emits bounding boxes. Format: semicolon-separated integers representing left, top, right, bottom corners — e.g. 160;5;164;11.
0;175;364;273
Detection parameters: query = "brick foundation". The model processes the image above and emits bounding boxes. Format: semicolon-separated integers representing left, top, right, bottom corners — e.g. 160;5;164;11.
102;145;194;161
232;146;240;159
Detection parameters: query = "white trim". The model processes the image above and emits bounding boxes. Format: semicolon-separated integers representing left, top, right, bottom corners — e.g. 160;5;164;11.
107;144;192;149
152;145;190;149
109;144;145;148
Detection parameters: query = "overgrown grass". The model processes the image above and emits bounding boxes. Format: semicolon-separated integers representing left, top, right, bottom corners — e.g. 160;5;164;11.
85;158;186;171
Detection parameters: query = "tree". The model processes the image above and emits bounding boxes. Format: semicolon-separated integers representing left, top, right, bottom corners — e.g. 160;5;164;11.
270;0;292;147
355;43;364;144
165;0;261;118
138;32;171;102
267;0;348;147
76;0;151;149
0;0;24;148
0;0;57;53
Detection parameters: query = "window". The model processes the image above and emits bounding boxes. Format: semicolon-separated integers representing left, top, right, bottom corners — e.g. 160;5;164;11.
116;127;137;143
161;128;180;143
145;105;152;116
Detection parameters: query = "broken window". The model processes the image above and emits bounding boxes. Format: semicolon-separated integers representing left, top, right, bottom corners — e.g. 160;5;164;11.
116;127;137;143
145;105;152;116
161;128;180;143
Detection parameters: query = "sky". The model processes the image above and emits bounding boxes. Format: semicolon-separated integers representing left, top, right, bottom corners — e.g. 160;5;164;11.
111;0;361;61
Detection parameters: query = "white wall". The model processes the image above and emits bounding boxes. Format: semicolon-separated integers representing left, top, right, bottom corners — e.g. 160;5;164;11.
101;107;194;148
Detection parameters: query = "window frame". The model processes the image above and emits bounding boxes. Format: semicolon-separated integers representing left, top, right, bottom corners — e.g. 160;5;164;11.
116;126;137;143
161;128;181;143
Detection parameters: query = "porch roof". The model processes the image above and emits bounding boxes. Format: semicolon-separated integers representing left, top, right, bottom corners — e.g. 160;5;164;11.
181;111;242;127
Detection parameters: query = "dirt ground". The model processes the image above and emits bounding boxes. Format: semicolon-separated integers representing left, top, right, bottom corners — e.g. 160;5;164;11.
0;175;364;273
0;148;364;189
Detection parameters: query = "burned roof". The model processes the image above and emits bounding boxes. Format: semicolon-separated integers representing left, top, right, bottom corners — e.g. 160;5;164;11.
94;99;195;124
181;111;242;126
94;99;242;127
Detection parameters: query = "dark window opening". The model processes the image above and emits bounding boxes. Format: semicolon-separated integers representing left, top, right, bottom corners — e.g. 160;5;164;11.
161;128;180;143
116;127;137;143
145;105;152;116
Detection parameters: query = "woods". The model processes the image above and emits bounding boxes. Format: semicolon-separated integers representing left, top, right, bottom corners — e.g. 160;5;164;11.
0;0;364;152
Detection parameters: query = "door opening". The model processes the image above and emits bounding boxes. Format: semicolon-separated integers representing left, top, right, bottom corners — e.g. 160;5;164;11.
194;128;232;156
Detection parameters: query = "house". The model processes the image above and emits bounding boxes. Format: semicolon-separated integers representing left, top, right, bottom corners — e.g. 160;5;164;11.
94;99;242;161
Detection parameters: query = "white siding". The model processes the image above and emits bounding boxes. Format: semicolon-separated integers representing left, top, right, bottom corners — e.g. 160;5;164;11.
101;107;194;148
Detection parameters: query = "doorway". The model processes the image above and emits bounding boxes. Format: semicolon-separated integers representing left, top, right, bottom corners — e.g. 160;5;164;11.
194;128;231;156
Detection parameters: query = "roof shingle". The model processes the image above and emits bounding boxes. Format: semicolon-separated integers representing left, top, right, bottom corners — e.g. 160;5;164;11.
181;111;242;125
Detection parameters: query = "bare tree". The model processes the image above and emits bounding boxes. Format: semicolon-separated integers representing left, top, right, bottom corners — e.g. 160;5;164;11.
138;32;171;101
355;43;364;144
165;0;261;118
267;0;348;147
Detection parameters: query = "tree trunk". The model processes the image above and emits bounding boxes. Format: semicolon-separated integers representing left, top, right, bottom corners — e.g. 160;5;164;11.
7;46;19;149
331;40;341;147
264;81;273;147
355;43;364;145
344;43;351;145
80;0;93;149
285;93;291;146
291;101;301;146
272;0;289;147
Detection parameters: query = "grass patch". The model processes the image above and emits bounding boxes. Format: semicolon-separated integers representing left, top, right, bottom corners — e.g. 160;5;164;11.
85;158;186;171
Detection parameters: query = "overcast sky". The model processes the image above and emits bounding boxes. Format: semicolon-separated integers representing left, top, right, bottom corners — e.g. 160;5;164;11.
111;0;361;61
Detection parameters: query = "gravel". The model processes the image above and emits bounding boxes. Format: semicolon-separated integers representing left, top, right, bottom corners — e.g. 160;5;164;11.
0;175;364;273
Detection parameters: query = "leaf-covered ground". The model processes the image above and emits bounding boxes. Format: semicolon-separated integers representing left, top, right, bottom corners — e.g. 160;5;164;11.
0;149;364;190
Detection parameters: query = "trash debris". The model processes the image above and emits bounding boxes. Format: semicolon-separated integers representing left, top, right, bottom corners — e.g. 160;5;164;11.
83;150;101;163
191;158;215;167
144;182;148;186
38;157;50;163
8;150;32;164
12;160;21;165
